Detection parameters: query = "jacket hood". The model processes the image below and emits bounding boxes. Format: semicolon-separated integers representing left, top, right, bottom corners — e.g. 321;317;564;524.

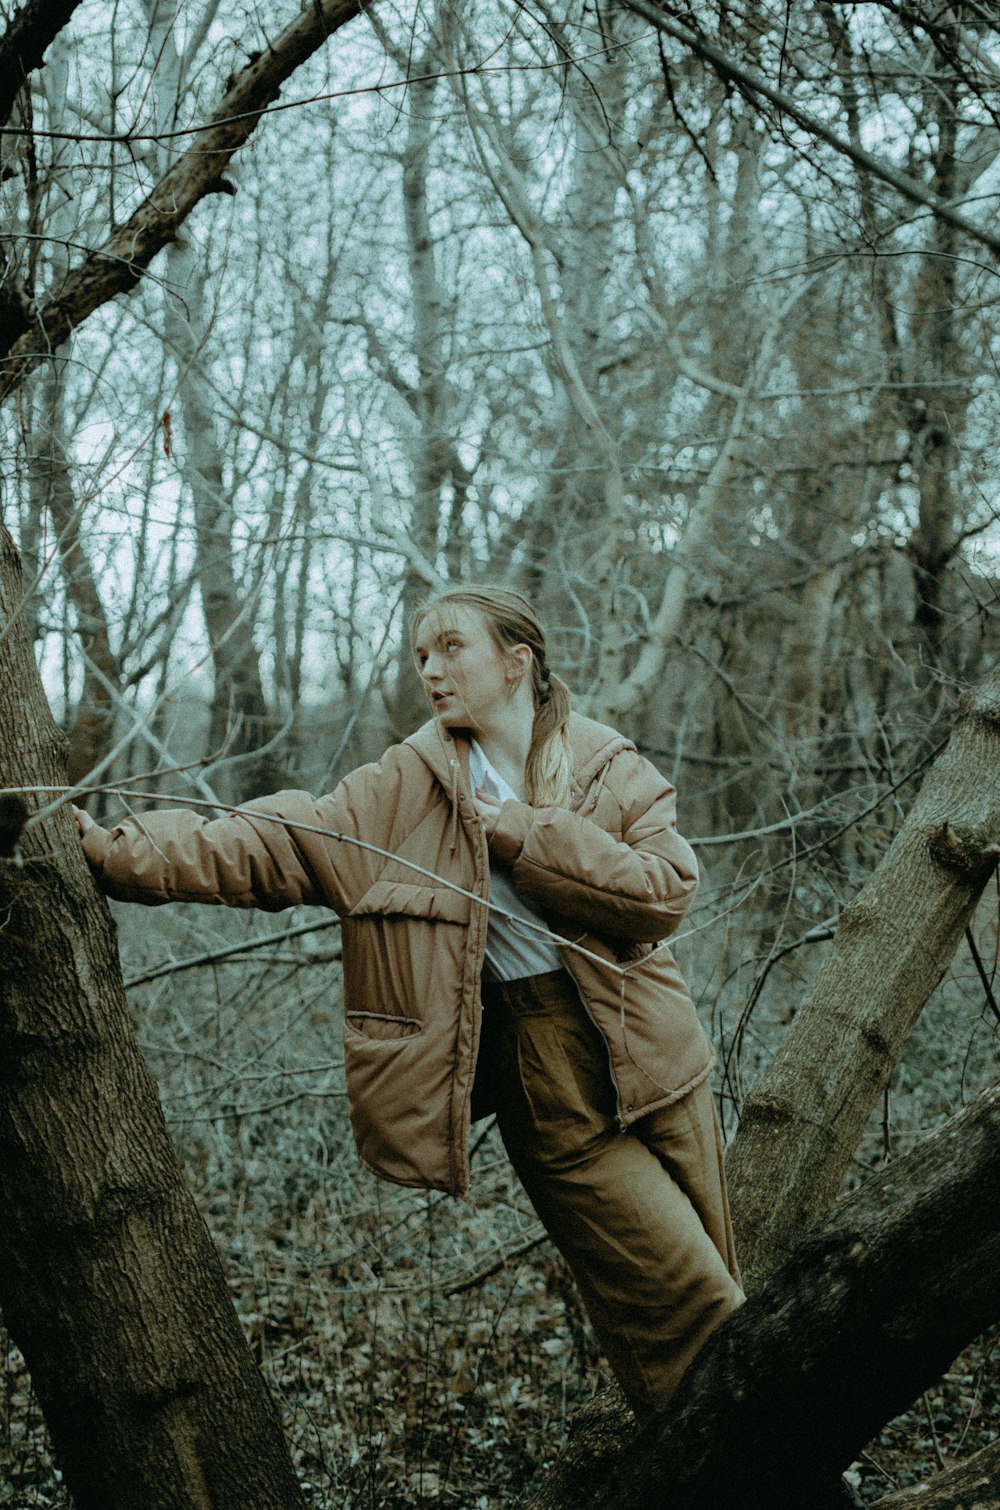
405;712;635;801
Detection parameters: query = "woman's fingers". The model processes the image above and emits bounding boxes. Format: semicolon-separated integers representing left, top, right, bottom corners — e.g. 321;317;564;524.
71;804;95;834
471;788;501;833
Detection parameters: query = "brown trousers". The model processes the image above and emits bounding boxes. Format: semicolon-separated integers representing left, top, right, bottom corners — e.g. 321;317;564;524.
478;969;744;1420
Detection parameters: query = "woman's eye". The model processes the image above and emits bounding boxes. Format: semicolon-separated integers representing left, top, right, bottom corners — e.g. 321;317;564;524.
445;640;460;653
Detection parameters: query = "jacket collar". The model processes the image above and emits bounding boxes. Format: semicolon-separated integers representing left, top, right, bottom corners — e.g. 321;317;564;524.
405;712;634;800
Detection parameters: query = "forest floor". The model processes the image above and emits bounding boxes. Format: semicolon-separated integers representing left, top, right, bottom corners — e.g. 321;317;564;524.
1;1204;997;1508
1;908;997;1508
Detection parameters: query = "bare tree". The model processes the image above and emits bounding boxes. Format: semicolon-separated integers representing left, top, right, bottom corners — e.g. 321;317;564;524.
0;4;374;1503
0;0;368;401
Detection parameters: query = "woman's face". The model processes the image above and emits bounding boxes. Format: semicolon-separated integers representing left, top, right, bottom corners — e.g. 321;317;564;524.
414;607;528;732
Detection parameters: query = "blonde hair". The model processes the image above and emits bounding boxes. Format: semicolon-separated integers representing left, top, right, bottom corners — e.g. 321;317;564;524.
411;585;574;808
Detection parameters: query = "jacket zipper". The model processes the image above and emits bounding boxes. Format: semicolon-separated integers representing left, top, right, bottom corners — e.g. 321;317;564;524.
559;950;628;1129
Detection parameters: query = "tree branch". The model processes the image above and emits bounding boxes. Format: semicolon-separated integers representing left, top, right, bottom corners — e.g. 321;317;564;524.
618;0;1000;259
0;0;84;130
123;917;341;990
871;1437;1000;1509
0;0;368;401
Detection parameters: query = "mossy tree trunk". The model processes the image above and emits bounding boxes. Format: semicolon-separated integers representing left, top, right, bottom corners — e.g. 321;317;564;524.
0;523;307;1510
728;668;1000;1285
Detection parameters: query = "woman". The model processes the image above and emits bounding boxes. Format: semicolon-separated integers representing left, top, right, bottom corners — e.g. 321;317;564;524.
77;585;744;1421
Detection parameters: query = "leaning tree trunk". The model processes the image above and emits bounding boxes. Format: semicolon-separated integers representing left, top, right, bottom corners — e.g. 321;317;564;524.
530;666;1000;1507
728;667;1000;1285
0;524;306;1509
871;1438;1000;1509
526;1082;1000;1510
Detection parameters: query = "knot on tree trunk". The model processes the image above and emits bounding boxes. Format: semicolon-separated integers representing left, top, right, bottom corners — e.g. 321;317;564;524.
925;821;1000;878
0;793;28;858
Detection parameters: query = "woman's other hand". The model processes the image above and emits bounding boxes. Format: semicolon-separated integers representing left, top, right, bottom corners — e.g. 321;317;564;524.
472;787;502;836
72;804;96;835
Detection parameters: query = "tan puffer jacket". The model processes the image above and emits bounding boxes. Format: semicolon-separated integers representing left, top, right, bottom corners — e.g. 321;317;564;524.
82;713;709;1196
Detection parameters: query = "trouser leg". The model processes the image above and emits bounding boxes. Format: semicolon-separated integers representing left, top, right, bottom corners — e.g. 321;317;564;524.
490;972;744;1421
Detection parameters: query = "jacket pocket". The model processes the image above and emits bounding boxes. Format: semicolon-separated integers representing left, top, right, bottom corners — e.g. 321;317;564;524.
342;878;471;1041
348;878;471;924
345;1010;422;1041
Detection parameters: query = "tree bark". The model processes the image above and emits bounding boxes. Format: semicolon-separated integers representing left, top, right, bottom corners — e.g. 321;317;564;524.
0;523;306;1508
527;1082;1000;1510
0;0;366;401
872;1438;1000;1509
727;666;1000;1285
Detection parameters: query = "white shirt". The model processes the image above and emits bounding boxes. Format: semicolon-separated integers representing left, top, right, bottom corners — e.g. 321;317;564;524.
469;740;563;980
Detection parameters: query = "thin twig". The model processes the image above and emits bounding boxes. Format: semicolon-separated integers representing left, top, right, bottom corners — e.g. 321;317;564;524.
123;916;341;988
965;924;1000;1024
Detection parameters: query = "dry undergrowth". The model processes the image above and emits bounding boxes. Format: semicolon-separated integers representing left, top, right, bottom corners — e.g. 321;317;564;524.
1;904;996;1507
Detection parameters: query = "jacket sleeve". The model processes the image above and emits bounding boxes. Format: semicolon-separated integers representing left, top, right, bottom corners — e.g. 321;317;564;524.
485;749;698;943
79;758;409;914
80;792;347;910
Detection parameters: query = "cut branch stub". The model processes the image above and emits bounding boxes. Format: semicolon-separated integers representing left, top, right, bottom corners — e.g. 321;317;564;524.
925;820;1000;877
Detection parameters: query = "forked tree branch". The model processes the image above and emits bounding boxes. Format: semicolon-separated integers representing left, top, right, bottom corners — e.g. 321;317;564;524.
0;0;368;401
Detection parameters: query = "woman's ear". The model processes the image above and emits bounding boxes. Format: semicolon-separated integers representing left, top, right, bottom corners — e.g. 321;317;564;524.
506;643;533;684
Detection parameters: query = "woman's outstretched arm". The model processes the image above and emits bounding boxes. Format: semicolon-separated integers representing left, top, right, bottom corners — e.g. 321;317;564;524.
72;750;419;916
